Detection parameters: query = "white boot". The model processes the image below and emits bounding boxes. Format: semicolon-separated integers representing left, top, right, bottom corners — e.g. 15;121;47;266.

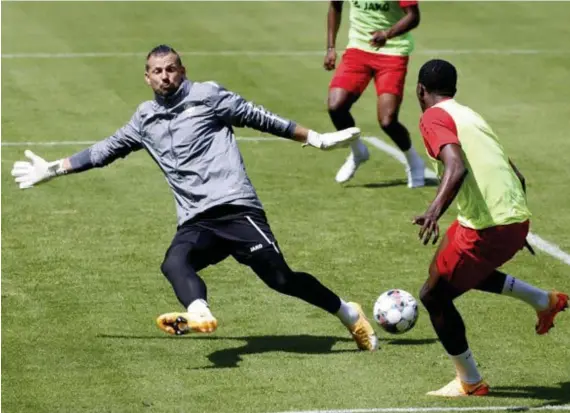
335;139;370;183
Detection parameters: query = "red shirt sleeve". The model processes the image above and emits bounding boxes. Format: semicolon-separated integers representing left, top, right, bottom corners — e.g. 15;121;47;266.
419;107;459;159
399;0;418;8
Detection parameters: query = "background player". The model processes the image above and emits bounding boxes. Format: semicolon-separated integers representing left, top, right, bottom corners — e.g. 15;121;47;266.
413;59;568;397
10;45;378;352
324;0;425;186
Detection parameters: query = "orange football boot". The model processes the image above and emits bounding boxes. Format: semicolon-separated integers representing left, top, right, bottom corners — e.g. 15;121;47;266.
427;377;490;397
536;291;569;335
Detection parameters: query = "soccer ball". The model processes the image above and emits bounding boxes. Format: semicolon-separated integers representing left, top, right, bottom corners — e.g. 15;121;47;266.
373;289;419;334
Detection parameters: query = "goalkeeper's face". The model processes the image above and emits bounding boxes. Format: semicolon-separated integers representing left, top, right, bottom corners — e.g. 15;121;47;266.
145;52;186;97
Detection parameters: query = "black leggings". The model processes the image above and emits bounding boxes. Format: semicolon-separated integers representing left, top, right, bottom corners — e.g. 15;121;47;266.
161;246;342;315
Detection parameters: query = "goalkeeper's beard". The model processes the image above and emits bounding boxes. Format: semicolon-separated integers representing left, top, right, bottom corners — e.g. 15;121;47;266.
156;84;177;97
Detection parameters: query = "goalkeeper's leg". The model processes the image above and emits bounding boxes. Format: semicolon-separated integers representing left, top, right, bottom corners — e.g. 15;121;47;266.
160;243;208;307
156;228;228;335
236;247;378;351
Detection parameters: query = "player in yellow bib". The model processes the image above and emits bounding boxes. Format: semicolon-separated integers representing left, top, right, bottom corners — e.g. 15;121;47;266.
413;59;568;397
324;1;426;187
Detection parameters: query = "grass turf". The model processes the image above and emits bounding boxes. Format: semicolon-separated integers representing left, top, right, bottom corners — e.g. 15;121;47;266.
2;2;570;412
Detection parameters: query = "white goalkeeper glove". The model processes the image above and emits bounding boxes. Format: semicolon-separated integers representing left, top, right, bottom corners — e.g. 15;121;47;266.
11;150;67;189
304;127;361;150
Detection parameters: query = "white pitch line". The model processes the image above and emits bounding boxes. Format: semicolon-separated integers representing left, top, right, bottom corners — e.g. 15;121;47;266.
527;233;570;266
2;49;570;59
272;405;570;413
2;141;99;146
0;51;322;59
362;137;438;180
363;136;570;268
0;137;282;146
237;137;283;142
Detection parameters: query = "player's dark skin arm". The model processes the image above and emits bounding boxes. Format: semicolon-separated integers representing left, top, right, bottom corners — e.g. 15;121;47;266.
370;5;420;48
413;144;468;245
324;1;343;70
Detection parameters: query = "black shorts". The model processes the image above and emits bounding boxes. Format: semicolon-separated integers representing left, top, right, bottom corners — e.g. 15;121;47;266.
166;204;281;271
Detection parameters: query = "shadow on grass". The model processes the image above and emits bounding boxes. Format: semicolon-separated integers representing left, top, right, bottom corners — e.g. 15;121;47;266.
383;338;438;346
345;179;407;189
345;177;439;189
98;334;438;368
192;335;355;369
489;381;570;406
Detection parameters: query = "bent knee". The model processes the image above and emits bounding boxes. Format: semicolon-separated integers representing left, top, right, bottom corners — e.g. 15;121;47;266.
419;286;432;308
378;114;399;130
328;89;356;113
161;247;189;278
419;280;440;309
267;269;295;292
160;257;177;278
328;100;350;115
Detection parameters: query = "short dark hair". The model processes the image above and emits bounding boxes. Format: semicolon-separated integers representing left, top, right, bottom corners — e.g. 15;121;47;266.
145;44;182;71
418;59;457;97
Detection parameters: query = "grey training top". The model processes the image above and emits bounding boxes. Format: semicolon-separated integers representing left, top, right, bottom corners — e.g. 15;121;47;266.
70;80;296;226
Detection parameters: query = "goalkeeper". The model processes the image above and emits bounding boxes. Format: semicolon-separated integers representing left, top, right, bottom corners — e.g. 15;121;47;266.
10;45;378;351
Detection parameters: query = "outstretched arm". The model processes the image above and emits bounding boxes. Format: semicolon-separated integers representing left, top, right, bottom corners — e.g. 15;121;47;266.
207;83;360;150
11;111;143;189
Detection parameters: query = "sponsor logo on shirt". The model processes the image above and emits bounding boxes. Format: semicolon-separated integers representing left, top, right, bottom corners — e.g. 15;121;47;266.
352;1;390;12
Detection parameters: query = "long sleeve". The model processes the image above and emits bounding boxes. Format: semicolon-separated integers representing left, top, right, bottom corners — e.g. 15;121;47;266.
206;83;296;139
69;110;143;172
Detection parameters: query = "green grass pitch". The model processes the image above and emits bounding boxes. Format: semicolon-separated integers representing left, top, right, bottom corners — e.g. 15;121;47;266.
2;2;570;412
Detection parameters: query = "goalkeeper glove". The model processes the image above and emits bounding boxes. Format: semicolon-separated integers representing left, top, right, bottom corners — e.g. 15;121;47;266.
304;127;360;150
11;150;67;189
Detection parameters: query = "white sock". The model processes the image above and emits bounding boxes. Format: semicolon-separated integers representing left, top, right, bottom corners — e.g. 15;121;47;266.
350;138;364;154
336;299;359;327
450;348;482;384
187;299;210;314
502;274;550;311
404;146;423;166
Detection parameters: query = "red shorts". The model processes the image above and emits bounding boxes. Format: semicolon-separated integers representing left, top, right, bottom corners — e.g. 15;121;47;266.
329;48;409;96
435;220;530;291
